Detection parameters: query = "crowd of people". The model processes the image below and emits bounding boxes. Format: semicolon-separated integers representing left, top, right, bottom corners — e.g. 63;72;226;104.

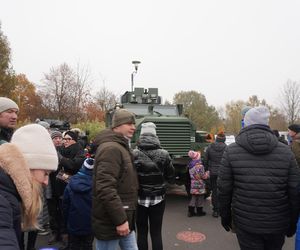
1;96;300;250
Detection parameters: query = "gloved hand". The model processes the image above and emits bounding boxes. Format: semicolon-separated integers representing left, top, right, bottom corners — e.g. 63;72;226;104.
221;216;232;232
286;224;297;237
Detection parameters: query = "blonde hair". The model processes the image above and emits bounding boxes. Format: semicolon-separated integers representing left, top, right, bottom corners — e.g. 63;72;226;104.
22;179;43;230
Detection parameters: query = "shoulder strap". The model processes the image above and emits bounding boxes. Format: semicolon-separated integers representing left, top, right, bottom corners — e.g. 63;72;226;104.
139;149;161;173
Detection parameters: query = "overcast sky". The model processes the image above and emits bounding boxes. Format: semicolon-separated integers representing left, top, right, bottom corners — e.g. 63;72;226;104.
1;0;300;108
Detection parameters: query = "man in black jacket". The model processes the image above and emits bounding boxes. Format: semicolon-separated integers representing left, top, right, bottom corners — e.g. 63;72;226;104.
204;132;227;218
0;97;19;143
218;106;300;250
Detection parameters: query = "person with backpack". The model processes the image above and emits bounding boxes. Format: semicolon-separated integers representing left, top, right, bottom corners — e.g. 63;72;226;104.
133;122;174;250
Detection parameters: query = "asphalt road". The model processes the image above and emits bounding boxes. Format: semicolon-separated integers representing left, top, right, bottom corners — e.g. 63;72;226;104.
34;186;295;250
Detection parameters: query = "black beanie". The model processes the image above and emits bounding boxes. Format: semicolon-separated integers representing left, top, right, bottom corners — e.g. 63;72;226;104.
288;124;300;134
216;132;226;143
64;130;78;141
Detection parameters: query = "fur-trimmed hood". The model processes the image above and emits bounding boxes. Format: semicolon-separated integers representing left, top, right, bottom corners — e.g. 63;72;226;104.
0;143;33;215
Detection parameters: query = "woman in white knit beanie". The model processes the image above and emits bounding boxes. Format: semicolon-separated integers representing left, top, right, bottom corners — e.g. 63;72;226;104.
0;124;58;249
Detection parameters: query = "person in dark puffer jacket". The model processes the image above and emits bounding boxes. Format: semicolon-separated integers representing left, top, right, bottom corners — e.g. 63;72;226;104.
133;122;174;250
203;132;227;218
218;106;300;250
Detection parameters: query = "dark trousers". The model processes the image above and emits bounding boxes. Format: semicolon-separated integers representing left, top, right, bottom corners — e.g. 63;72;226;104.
136;200;166;250
236;228;285;250
210;175;219;211
69;234;94;250
21;231;38;250
47;197;66;235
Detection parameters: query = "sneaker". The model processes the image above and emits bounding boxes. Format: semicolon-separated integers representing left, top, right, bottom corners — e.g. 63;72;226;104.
37;228;50;236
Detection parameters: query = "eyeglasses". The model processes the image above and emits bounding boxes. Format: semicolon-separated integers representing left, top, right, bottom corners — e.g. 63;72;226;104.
63;137;72;141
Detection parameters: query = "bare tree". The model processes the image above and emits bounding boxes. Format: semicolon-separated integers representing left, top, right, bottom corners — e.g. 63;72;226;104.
71;63;92;122
224;100;246;135
280;80;300;124
40;63;91;122
95;85;118;112
269;109;288;131
246;95;267;107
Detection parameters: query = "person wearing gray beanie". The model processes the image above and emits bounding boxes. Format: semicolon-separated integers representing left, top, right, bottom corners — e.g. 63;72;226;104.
0;97;19;143
0;124;58;249
37;120;50;131
133;121;174;250
218;105;300;248
51;130;63;147
140;122;157;135
0;97;19;114
243;106;270;127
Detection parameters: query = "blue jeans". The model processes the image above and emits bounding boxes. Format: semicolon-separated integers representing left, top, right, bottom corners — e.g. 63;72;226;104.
95;231;138;250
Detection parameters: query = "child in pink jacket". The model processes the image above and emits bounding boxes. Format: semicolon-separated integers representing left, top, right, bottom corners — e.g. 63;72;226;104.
187;150;209;217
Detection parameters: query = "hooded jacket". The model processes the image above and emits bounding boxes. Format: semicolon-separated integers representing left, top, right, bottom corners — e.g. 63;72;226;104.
218;124;300;234
204;140;227;176
63;167;93;236
0;144;34;250
133;133;174;197
92;129;138;240
54;142;85;197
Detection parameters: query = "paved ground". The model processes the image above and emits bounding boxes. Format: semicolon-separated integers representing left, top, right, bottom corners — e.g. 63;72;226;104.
34;185;295;250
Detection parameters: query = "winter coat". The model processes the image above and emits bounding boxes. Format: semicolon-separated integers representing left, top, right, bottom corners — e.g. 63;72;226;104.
218;124;300;235
133;133;174;197
92;129;138;240
204;141;227;176
59;142;85;175
63;167;93;236
188;159;209;195
0;144;35;250
291;132;300;166
0;127;14;143
53;143;85;198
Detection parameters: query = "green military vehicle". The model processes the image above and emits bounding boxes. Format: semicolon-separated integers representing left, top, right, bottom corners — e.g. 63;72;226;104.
106;87;197;187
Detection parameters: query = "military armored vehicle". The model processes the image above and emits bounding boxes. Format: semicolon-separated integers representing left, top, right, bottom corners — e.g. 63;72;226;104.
106;87;197;186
